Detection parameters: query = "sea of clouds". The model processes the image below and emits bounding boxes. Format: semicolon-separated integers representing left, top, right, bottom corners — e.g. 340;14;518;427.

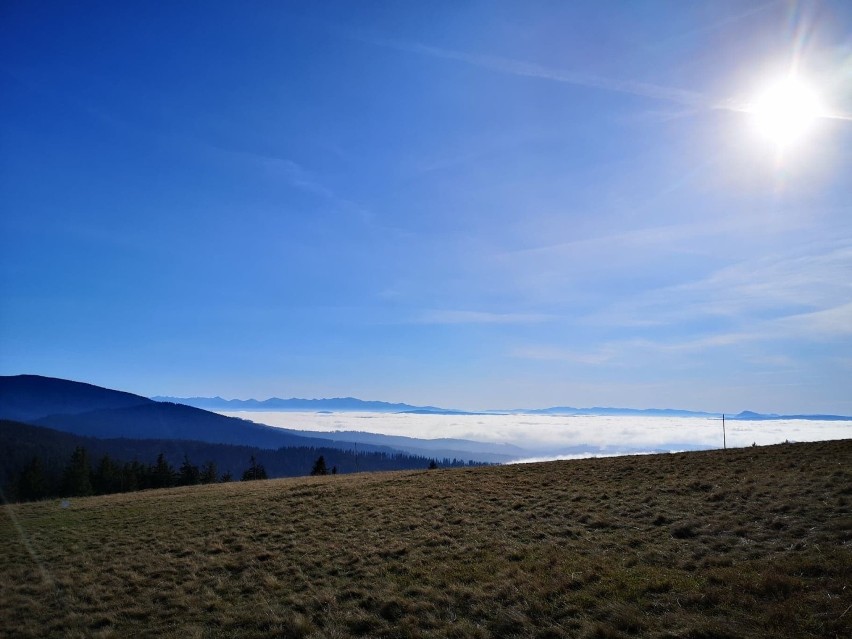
219;411;852;461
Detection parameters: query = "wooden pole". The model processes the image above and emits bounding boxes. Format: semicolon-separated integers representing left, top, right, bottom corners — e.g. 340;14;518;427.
722;413;726;450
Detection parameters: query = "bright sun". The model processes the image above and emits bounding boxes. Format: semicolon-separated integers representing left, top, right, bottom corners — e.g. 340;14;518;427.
749;75;823;149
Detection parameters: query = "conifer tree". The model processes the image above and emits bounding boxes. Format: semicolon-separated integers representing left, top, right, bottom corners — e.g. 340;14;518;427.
310;455;328;476
62;446;93;497
178;456;201;486
17;456;50;502
200;460;218;484
122;460;146;492
93;454;123;494
241;455;268;481
150;453;176;489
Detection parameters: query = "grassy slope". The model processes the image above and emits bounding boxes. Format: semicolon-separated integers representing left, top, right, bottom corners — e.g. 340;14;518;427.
1;440;850;639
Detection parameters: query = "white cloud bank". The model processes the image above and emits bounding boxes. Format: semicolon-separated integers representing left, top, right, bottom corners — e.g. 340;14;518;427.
220;411;851;457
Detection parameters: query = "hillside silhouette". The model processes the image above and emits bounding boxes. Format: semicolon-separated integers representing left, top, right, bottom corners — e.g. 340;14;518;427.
0;375;393;453
0;374;154;422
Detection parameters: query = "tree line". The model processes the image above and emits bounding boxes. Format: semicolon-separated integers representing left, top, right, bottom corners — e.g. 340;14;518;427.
10;447;477;503
12;447;279;502
1;420;490;503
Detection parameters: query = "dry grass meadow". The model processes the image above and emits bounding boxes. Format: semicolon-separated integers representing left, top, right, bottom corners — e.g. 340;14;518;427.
2;440;851;638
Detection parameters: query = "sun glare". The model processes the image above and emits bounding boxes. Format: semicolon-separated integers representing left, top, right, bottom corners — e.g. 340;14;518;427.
749;75;823;150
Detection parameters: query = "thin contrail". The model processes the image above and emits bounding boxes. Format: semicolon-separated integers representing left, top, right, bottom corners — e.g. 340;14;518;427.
374;38;715;109
364;37;852;122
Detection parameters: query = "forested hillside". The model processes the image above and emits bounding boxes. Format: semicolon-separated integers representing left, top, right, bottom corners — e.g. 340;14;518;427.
0;420;477;502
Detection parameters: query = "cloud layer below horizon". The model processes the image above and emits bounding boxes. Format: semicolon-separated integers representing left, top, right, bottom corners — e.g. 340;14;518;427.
221;411;852;456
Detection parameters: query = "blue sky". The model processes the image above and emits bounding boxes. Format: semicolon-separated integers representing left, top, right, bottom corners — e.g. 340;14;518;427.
2;1;851;413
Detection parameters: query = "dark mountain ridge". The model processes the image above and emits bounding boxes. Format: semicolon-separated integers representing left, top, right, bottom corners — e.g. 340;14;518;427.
0;376;394;455
33;402;400;453
0;374;153;422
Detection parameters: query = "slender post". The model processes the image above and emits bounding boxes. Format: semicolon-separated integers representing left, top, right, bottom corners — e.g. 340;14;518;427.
722;413;726;450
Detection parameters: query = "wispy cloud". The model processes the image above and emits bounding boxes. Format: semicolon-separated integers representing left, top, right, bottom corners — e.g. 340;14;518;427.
509;333;760;368
497;217;740;261
776;301;852;338
584;236;852;328
603;301;852;358
681;245;852;311
632;301;852;354
647;0;780;49
363;37;726;111
258;156;340;200
509;345;616;365
211;146;381;226
494;185;819;265
414;310;556;325
510;296;852;375
216;147;334;197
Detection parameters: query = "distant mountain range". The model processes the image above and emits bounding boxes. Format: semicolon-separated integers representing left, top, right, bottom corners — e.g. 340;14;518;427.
730;410;852;421
152;394;852;421
151;395;445;413
504;406;721;417
154;395;724;417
